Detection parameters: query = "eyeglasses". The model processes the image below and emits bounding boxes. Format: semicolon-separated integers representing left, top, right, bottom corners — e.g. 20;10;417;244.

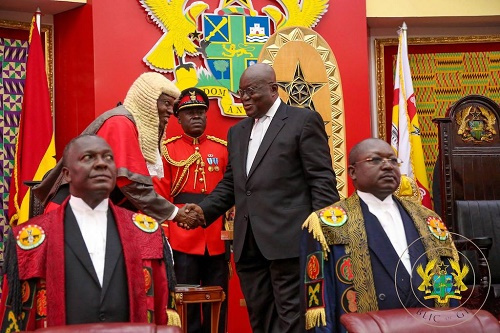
351;157;403;167
237;82;274;97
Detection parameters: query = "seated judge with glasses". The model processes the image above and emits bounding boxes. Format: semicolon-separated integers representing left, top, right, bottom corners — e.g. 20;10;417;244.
300;138;459;332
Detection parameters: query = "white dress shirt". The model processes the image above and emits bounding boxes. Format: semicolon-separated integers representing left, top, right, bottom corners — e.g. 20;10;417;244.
246;98;280;174
69;196;109;286
357;191;412;274
146;149;164;178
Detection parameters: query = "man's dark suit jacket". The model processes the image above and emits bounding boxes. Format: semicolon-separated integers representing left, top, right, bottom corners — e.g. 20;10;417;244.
64;206;129;324
199;101;339;262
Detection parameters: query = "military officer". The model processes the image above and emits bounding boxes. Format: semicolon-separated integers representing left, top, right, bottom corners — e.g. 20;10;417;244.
155;87;229;333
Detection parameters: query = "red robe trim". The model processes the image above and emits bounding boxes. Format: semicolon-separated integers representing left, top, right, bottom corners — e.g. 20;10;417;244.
0;199;169;330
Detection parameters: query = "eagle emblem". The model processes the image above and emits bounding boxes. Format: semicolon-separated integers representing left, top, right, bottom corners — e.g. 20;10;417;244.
417;259;468;305
140;0;330;117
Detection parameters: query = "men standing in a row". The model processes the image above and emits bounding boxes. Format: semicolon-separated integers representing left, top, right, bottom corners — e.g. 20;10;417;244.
155;88;229;333
185;63;340;332
1;135;177;330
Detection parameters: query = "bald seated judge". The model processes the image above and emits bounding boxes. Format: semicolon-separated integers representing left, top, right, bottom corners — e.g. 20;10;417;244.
0;135;180;331
301;138;461;332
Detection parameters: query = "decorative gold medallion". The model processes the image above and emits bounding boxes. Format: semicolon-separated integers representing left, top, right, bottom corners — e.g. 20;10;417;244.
133;213;159;233
426;216;448;241
319;206;347;227
16;224;46;250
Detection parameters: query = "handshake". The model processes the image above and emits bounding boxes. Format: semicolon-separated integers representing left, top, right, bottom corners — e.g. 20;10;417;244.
173;203;206;229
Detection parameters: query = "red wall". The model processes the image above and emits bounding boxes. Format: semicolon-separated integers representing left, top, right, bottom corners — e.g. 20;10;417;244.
54;2;96;155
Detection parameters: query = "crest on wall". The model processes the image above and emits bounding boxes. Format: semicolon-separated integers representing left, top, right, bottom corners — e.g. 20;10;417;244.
139;0;329;117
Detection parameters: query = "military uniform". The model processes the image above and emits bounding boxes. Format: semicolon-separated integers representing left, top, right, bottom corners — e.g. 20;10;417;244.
158;134;228;255
154;87;229;333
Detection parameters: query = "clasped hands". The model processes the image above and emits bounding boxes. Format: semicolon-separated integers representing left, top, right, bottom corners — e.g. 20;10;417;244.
173;203;205;230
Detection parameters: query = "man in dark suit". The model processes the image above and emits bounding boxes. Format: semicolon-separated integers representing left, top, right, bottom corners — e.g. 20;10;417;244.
301;138;460;332
0;135;178;330
186;63;339;332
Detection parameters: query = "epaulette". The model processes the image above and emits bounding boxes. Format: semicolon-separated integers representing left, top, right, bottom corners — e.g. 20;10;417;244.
162;135;182;145
207;135;227;146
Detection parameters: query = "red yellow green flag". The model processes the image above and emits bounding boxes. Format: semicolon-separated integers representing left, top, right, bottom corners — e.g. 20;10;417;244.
390;23;432;208
8;14;56;225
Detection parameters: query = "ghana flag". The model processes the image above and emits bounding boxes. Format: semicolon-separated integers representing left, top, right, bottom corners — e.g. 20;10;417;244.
8;13;56;225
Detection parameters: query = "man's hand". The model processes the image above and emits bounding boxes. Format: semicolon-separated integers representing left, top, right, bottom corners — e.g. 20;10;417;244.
173;204;206;229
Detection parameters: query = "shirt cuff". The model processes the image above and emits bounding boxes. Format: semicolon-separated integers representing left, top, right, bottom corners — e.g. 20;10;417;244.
167;206;179;221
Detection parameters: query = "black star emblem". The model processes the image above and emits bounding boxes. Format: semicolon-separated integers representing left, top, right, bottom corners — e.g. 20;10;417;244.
189;30;202;41
277;62;325;111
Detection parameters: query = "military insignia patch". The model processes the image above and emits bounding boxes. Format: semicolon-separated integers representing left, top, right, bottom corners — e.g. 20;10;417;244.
341;286;358;313
319;206;347;227
336;255;354;285
305;281;324;310
16;225;45;250
133;213;159;233
426;216;448;241
305;252;323;282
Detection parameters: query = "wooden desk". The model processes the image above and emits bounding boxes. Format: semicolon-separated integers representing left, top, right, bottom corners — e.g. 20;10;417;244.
174;286;226;333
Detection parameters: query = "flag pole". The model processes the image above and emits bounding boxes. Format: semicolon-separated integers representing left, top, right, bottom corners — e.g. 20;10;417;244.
36;8;41;33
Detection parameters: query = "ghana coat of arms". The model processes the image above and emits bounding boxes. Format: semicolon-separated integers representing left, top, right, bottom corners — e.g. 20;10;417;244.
139;0;329;117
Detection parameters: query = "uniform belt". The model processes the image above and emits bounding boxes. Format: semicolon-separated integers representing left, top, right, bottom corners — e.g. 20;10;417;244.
173;193;207;204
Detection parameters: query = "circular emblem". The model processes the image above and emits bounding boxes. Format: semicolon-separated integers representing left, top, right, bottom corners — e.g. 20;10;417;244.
426;216;448;241
341;286;358;313
132;213;159;233
16;224;45;250
320;206;347;227
143;268;152;294
336;255;354;284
